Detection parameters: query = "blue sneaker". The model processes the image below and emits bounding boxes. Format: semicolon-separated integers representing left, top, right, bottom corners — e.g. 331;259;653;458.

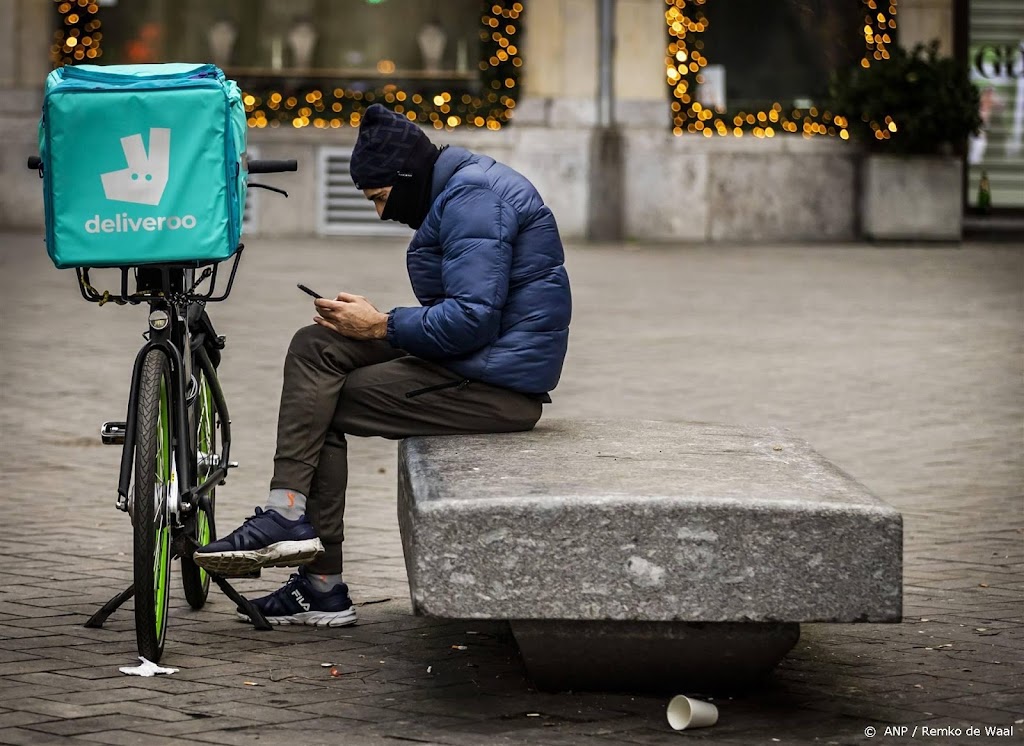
193;507;324;577
237;568;357;627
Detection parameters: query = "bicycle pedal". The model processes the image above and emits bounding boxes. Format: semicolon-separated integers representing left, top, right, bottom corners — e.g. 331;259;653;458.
100;421;127;445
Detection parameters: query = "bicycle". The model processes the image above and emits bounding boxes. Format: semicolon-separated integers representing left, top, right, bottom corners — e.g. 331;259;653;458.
26;154;297;662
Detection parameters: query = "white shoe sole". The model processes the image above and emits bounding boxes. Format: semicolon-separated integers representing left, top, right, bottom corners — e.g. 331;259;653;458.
236;607;358;627
192;538;325;576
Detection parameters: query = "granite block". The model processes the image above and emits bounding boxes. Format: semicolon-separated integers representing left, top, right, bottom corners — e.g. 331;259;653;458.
707;151;856;241
397;419;902;623
862;155;963;241
623;132;708;241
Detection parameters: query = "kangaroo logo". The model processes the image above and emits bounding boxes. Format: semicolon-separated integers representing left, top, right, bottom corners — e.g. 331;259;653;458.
100;128;171;206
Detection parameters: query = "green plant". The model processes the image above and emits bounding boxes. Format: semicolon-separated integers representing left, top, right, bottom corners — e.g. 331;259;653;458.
829;41;981;155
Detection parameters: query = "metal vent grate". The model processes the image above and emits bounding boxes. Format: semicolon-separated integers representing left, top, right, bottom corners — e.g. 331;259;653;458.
317;147;411;236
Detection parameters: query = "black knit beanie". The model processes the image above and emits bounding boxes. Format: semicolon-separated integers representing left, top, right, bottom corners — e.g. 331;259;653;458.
349;104;437;190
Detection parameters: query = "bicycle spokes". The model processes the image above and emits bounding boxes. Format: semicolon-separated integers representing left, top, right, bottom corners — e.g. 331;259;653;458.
153;376;172;644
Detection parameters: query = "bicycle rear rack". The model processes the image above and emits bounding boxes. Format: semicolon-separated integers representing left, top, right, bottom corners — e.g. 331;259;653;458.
76;247;245;306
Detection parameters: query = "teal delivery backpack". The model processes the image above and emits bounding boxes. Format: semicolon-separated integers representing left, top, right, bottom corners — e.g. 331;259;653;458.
39;63;247;269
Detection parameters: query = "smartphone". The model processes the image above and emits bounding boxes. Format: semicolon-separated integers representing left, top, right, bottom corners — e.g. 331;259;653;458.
297;283;323;299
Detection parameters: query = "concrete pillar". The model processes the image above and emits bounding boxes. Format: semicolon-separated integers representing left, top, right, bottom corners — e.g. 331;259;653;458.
516;0;667;240
16;0;53;88
588;0;624;241
521;0;565;98
614;0;666;105
0;0;17;87
0;0;51;88
897;0;954;55
0;0;51;229
521;0;597;120
521;0;666;124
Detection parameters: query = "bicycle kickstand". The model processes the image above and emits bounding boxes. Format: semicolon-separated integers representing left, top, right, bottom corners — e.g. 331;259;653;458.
84;585;135;628
84;541;273;632
207;573;273;632
176;533;273;632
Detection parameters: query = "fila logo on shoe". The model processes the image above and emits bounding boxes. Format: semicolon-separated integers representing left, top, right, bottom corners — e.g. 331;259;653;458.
101;128;171;205
292;589;311;612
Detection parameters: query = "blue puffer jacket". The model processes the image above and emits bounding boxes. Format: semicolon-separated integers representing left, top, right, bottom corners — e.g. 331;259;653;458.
386;147;571;394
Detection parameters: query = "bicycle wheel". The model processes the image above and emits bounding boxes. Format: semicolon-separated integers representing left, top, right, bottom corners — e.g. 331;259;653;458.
133;349;173;662
181;364;217;609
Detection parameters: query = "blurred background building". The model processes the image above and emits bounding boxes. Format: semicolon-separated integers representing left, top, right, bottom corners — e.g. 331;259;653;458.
1;0;1021;241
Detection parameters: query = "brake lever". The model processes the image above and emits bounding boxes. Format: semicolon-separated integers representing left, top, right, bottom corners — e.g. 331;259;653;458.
247;182;289;198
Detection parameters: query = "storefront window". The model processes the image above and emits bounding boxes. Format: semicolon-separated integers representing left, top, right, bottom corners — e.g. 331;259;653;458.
665;0;892;139
51;0;523;130
696;0;862;112
965;0;1024;209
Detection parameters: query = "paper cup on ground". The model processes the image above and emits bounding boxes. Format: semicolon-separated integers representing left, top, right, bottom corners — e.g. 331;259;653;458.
666;695;718;730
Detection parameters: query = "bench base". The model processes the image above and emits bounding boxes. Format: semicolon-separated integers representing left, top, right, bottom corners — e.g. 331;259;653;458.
510;620;800;694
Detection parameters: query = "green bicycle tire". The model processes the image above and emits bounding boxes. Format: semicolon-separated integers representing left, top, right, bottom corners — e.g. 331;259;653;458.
181;364;216;609
133;349;173;662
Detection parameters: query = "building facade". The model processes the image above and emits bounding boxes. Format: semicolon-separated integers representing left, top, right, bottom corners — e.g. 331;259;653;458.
2;0;1016;241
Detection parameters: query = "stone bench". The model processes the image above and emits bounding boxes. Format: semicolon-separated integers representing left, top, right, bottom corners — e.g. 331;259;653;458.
397;419;902;693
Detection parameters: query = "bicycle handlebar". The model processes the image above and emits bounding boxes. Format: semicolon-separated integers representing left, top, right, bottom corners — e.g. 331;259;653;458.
247;159;297;174
26;156;299;175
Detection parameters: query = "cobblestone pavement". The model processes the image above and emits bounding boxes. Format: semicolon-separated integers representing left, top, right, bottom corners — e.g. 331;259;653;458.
0;232;1021;746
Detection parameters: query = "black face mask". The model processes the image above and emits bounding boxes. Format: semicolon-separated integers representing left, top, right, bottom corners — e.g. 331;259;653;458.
381;143;444;229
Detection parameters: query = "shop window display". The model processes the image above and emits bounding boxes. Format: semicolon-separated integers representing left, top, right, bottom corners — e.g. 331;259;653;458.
51;0;523;130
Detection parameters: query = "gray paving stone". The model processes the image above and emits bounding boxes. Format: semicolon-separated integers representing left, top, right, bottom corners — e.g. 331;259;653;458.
0;727;69;746
187;701;318;724
78;732;198;746
23;715;161;738
186;727;381;746
34;686;163;706
115;716;255;738
0;711;54;729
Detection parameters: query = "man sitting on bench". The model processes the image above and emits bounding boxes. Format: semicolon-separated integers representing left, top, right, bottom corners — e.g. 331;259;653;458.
193;104;572;626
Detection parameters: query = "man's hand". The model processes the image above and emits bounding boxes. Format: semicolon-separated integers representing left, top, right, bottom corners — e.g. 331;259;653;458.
313;293;388;340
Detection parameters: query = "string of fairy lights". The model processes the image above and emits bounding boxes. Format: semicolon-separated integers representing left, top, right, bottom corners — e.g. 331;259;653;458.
51;0;521;131
52;0;898;138
247;2;522;130
861;0;900;142
665;0;898;139
51;0;102;66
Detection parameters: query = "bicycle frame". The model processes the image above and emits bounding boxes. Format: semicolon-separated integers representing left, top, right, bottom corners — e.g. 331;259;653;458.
84;261;271;633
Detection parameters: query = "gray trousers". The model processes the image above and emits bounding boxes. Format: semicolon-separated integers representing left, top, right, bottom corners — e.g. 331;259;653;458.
270;324;544;574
